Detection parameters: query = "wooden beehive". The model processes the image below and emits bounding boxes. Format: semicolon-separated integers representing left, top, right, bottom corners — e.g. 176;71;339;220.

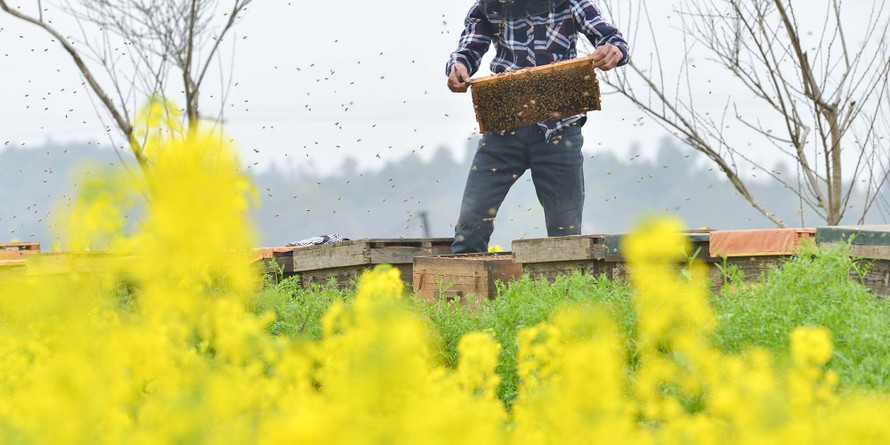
291;238;454;289
0;242;41;270
512;235;611;282
413;252;522;309
709;228;816;289
252;246;298;283
513;232;719;285
470;57;601;133
816;225;890;298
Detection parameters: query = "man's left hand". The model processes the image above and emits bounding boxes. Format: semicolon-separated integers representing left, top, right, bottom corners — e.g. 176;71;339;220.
591;44;623;71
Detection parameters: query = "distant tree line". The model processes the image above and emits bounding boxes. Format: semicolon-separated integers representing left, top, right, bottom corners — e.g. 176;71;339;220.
7;137;883;248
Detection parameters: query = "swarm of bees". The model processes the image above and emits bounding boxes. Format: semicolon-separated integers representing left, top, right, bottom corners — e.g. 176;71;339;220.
470;58;602;133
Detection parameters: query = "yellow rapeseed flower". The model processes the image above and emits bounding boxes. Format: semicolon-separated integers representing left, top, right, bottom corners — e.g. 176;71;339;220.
1;99;888;444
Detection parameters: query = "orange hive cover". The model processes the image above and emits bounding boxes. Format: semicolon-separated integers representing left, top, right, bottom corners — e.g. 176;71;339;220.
251;246;296;263
709;228;816;257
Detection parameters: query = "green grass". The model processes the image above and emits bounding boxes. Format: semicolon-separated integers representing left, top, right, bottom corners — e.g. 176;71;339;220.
252;245;890;406
419;273;636;407
711;244;890;390
249;275;351;340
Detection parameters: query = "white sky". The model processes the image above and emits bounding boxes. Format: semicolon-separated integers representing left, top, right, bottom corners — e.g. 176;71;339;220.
0;0;882;178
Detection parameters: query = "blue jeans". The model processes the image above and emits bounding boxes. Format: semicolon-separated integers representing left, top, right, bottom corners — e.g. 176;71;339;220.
452;123;585;253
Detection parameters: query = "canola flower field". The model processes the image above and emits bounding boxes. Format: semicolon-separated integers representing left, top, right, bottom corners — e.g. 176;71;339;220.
3;117;890;444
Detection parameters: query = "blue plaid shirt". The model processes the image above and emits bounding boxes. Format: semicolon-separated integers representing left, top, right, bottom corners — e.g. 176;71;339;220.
447;0;630;139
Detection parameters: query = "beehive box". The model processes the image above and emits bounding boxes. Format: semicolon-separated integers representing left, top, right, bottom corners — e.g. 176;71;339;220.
513;232;718;284
709;228;816;288
816;225;890;298
292;238;454;289
470;57;601;133
512;235;611;281
22;251;127;276
413;252;522;308
252;246;297;283
0;242;41;269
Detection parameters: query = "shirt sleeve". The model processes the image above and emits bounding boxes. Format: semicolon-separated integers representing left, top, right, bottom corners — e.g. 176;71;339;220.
445;2;494;77
571;0;631;66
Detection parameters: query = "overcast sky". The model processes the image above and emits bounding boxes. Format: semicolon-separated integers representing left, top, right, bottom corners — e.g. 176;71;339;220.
0;1;881;178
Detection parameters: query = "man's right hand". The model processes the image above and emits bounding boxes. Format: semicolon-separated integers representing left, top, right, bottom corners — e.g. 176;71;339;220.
448;63;471;93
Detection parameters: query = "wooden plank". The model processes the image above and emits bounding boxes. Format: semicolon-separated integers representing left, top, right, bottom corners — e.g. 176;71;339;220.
367;237;454;247
0;250;40;261
604;231;715;262
291;240;369;272
0;242;41;261
368;244;453;265
0;259;27;268
0;242;40;250
853;259;890;298
292;238;455;272
850;245;890;261
413;253;522;308
512;235;603;263
292;238;454;289
22;251;128;276
710;256;789;287
300;264;415;290
816;225;890;246
521;259;607;282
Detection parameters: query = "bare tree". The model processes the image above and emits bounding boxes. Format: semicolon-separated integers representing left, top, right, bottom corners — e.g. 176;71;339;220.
595;0;890;226
0;0;252;179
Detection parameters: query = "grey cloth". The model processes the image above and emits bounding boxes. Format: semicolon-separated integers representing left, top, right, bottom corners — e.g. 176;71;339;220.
287;234;348;247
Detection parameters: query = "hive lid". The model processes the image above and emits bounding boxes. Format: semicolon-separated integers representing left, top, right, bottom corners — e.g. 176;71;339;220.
815;225;890;246
709;228;816;257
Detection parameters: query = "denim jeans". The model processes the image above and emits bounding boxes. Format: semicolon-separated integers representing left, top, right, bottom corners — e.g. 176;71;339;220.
451;123;585;254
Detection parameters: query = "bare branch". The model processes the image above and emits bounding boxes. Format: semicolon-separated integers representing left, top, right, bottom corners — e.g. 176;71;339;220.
0;0;148;174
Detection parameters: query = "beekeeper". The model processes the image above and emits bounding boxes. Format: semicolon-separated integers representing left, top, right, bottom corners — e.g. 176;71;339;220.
446;0;629;253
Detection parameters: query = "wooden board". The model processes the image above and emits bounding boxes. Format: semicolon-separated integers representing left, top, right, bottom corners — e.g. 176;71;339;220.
513;232;714;264
413;252;522;308
22;251;124;276
301;264;415;290
252;247;298;284
470;57;601;133
816;226;890;298
520;259;612;283
0;259;27;270
817;225;890;260
852;258;890;299
850;245;890;261
603;231;715;262
710;256;789;289
0;242;41;261
292;238;454;289
291;238;453;272
513;232;719;288
512;235;606;263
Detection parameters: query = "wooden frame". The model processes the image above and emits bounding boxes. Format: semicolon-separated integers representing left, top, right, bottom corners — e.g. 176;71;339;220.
817;225;890;298
291;238;454;289
512;232;717;284
470;57;601;133
0;242;41;269
413;252;522;308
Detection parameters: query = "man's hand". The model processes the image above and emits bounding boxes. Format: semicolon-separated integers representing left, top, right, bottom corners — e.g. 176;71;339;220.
591;44;623;71
448;63;471;93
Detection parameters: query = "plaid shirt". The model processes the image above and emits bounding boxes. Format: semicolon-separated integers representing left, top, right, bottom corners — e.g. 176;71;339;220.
447;0;630;139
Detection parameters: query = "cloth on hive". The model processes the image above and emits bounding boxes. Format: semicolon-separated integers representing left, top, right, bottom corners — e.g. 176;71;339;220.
287;234;349;247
